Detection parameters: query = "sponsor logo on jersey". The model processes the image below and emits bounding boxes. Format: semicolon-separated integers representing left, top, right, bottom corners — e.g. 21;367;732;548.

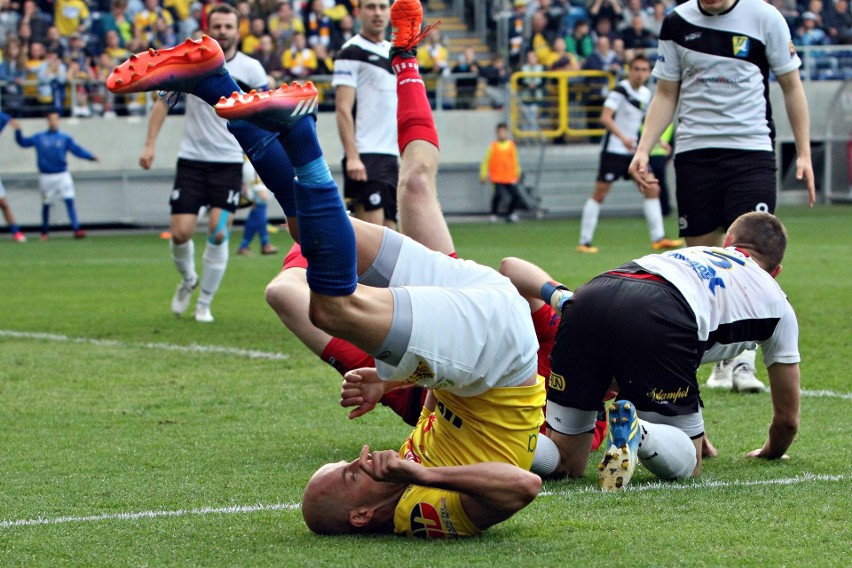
733;36;750;57
548;372;566;392
657;54;665;62
684;32;702;42
410;499;458;538
410;502;444;538
647;386;690;404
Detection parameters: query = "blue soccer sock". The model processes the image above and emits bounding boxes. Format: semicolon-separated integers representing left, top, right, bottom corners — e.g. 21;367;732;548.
227;120;297;218
190;70;239;107
9;223;21;234
277;116;323;168
64;198;80;230
293;170;356;297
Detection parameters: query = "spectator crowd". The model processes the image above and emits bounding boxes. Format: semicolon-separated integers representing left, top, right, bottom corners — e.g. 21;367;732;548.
0;0;850;117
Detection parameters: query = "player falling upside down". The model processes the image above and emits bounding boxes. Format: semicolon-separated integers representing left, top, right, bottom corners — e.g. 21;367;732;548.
107;0;561;536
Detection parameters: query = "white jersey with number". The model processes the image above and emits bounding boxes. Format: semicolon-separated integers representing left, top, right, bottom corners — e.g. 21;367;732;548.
601;79;651;155
331;34;398;157
178;52;269;163
653;0;800;154
634;246;800;367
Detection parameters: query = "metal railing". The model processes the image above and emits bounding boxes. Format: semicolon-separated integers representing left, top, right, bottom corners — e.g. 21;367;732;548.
509;69;616;139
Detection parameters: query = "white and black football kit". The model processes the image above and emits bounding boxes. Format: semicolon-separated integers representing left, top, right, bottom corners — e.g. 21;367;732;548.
332;34;399;219
547;246;798;436
597;79;652;182
170;52;268;214
653;0;801;236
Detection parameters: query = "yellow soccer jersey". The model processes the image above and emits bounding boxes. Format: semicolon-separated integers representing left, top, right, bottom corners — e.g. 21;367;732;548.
393;377;545;538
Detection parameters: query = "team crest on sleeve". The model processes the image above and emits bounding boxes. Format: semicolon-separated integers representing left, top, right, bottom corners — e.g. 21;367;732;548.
789;41;796;57
732;36;750;58
407;359;435;383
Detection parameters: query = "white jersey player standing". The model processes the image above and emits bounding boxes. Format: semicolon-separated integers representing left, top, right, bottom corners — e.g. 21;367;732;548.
138;5;269;323
578;54;682;254
628;0;815;392
332;0;400;229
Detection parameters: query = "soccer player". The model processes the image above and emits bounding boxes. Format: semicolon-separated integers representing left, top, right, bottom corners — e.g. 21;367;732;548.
505;211;801;491
136;4;275;323
107;0;551;537
333;0;400;228
578;54;682;254
10;111;97;240
628;0;814;392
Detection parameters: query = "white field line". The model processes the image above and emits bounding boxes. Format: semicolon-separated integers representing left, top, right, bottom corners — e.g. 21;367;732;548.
0;330;288;361
2;474;846;529
0;503;300;529
539;472;849;497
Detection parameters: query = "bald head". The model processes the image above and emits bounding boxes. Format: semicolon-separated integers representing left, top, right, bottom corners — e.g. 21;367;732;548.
302;462;356;535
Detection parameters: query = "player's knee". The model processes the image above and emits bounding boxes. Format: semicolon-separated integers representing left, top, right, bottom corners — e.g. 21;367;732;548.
399;160;434;201
265;279;287;313
208;228;228;245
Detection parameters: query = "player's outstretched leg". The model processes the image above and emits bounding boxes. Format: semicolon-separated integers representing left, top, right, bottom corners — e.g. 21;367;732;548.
216;90;355;297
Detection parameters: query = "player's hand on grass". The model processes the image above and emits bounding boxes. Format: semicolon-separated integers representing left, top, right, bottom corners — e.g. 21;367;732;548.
341;367;384;419
746;448;790;460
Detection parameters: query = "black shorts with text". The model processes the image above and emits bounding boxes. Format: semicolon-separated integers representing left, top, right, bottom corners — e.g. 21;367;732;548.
547;267;703;416
170;158;243;215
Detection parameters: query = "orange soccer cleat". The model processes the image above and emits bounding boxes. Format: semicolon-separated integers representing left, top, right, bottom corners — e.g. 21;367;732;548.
390;0;440;58
106;35;225;95
214;82;319;132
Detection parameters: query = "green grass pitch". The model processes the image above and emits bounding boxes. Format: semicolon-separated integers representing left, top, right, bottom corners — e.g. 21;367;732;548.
0;205;850;566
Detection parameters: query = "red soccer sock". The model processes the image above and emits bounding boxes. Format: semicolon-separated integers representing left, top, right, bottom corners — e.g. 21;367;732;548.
320;337;374;376
379;386;428;427
392;56;439;153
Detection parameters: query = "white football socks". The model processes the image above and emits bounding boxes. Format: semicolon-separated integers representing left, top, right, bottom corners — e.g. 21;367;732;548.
531;432;560;476
170;239;197;285
198;241;229;306
643;198;665;243
637;419;697;480
579;198;601;245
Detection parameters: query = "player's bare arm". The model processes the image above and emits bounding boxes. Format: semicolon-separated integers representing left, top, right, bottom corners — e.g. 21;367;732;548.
776;70;815;207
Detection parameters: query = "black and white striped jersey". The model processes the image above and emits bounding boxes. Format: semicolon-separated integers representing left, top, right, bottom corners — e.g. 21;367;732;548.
654;0;801;154
331;34;399;157
635;246;800;367
601;79;652;155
